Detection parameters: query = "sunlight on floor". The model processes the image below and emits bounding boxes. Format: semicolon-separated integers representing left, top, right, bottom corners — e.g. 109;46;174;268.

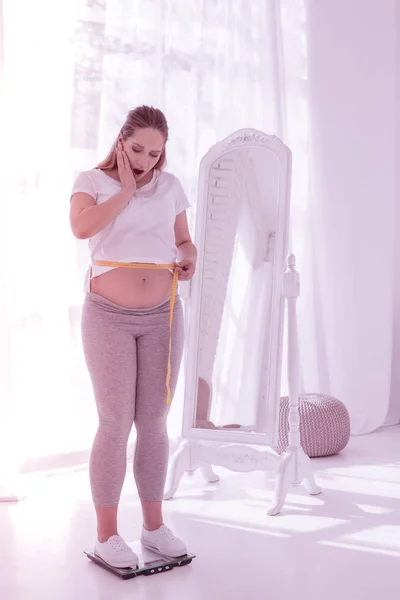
1;427;399;600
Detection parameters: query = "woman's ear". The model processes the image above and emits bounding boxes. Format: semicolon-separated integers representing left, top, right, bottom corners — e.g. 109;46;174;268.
116;134;123;152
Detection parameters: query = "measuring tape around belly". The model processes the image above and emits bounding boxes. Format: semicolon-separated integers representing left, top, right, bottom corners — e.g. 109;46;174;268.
93;260;179;405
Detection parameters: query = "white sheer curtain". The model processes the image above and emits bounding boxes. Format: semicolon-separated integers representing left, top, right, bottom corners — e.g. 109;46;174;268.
297;0;398;434
209;240;274;429
3;0;392;478
0;0;310;475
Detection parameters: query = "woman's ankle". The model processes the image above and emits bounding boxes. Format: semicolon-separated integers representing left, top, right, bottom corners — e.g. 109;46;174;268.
97;530;118;543
140;498;163;532
95;505;119;543
143;520;163;532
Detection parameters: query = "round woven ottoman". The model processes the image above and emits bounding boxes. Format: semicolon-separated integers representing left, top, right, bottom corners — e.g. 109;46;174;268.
276;393;350;457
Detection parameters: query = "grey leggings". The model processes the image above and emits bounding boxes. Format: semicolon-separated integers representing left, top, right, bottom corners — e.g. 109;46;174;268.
81;292;184;506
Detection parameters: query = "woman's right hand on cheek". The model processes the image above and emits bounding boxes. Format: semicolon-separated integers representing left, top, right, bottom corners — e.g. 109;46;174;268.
116;142;137;194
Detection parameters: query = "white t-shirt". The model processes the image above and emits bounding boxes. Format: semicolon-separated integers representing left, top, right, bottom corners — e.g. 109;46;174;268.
70;168;191;291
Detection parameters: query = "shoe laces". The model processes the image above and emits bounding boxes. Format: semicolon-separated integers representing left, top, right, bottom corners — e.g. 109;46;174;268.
109;536;127;551
159;525;175;540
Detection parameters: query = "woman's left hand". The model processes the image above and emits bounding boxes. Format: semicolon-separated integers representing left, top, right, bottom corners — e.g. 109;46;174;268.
176;259;196;281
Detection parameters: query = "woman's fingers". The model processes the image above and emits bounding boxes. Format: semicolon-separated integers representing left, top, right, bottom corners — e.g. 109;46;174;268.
116;143;124;172
121;148;129;171
116;142;136;192
116;143;129;174
176;262;195;280
118;143;131;174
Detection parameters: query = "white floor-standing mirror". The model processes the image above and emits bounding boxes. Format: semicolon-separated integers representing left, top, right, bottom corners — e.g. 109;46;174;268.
165;129;321;515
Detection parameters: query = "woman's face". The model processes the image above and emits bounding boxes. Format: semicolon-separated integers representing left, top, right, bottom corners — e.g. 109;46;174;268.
120;127;165;182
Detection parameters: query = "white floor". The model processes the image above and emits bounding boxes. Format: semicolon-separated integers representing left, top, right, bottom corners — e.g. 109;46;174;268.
1;426;399;600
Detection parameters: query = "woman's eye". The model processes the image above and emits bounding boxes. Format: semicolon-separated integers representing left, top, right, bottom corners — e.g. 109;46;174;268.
132;148;159;158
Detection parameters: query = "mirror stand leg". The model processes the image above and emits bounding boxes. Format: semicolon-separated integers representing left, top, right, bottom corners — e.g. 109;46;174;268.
199;464;220;484
163;440;192;500
267;447;321;515
267;452;294;515
298;448;322;495
267;254;321;516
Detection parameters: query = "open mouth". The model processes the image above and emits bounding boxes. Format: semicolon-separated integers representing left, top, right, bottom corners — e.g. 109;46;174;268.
133;168;144;176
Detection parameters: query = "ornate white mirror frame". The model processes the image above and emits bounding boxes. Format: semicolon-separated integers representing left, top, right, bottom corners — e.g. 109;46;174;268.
165;129;321;515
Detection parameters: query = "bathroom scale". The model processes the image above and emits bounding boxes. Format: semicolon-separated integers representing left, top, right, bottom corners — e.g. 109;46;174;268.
84;540;195;580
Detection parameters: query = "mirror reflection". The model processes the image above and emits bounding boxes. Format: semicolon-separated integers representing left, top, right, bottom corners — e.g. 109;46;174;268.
193;145;282;434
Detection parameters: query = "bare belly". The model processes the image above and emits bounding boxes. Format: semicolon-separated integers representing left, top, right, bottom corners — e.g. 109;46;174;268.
90;267;174;308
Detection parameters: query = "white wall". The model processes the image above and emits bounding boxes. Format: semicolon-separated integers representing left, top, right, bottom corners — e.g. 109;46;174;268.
305;0;397;432
386;0;400;425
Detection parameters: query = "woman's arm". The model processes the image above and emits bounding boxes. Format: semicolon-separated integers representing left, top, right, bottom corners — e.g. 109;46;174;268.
70;188;135;239
174;211;197;280
70;144;137;240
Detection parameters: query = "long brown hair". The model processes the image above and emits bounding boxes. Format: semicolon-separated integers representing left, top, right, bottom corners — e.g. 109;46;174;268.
96;105;169;171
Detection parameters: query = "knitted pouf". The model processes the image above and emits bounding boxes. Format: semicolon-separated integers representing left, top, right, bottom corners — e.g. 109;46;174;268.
276;393;350;457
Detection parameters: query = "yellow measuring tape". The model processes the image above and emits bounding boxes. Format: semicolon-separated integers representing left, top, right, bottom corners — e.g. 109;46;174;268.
93;260;179;405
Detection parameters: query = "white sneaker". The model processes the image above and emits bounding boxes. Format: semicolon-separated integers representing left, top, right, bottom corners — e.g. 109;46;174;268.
141;524;187;558
94;535;139;568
